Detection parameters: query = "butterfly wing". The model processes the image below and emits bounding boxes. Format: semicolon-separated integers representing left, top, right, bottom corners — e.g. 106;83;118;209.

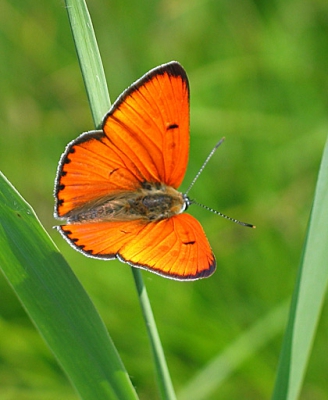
55;61;216;280
102;61;190;188
55;61;189;218
59;213;216;280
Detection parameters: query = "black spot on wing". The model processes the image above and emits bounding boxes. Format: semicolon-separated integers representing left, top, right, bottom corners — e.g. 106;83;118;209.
183;240;196;245
167;123;179;130
109;168;119;176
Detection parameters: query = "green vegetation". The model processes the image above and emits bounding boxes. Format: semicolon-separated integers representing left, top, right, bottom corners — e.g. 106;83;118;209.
1;0;328;399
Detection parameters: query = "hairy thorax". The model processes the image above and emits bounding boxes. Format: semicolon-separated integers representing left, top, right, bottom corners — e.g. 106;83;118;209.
67;182;186;223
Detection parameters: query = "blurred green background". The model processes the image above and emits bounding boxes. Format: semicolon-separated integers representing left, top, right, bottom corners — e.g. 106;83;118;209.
1;0;328;399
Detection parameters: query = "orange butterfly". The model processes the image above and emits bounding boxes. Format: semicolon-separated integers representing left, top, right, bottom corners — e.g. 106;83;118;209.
54;62;217;280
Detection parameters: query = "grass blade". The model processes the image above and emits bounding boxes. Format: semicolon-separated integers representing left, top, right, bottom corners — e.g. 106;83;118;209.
132;269;176;400
0;172;138;400
64;0;175;398
272;137;328;399
65;0;111;123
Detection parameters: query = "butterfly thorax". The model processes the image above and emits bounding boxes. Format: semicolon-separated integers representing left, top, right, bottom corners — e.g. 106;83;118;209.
67;182;186;223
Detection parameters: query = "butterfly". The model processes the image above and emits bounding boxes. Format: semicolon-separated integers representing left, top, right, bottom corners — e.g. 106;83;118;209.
54;61;216;280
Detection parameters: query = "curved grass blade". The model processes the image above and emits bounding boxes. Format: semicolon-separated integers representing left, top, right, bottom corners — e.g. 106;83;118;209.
0;172;138;400
272;137;328;400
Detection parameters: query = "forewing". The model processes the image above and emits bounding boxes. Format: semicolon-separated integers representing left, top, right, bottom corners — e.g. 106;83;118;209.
102;61;190;188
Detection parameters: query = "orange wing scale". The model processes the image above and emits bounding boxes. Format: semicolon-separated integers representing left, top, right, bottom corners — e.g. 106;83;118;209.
59;213;215;280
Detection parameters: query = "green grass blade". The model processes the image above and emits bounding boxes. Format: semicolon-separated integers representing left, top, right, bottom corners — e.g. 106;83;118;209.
64;1;175;398
132;269;176;400
65;0;111;124
0;172;138;400
272;137;328;400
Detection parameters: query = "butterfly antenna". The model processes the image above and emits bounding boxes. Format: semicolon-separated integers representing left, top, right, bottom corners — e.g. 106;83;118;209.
188;199;255;228
184;137;255;228
185;137;225;196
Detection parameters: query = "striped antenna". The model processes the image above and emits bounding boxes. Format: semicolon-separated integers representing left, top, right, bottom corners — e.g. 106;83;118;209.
187;198;255;228
184;138;255;229
185;137;225;195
